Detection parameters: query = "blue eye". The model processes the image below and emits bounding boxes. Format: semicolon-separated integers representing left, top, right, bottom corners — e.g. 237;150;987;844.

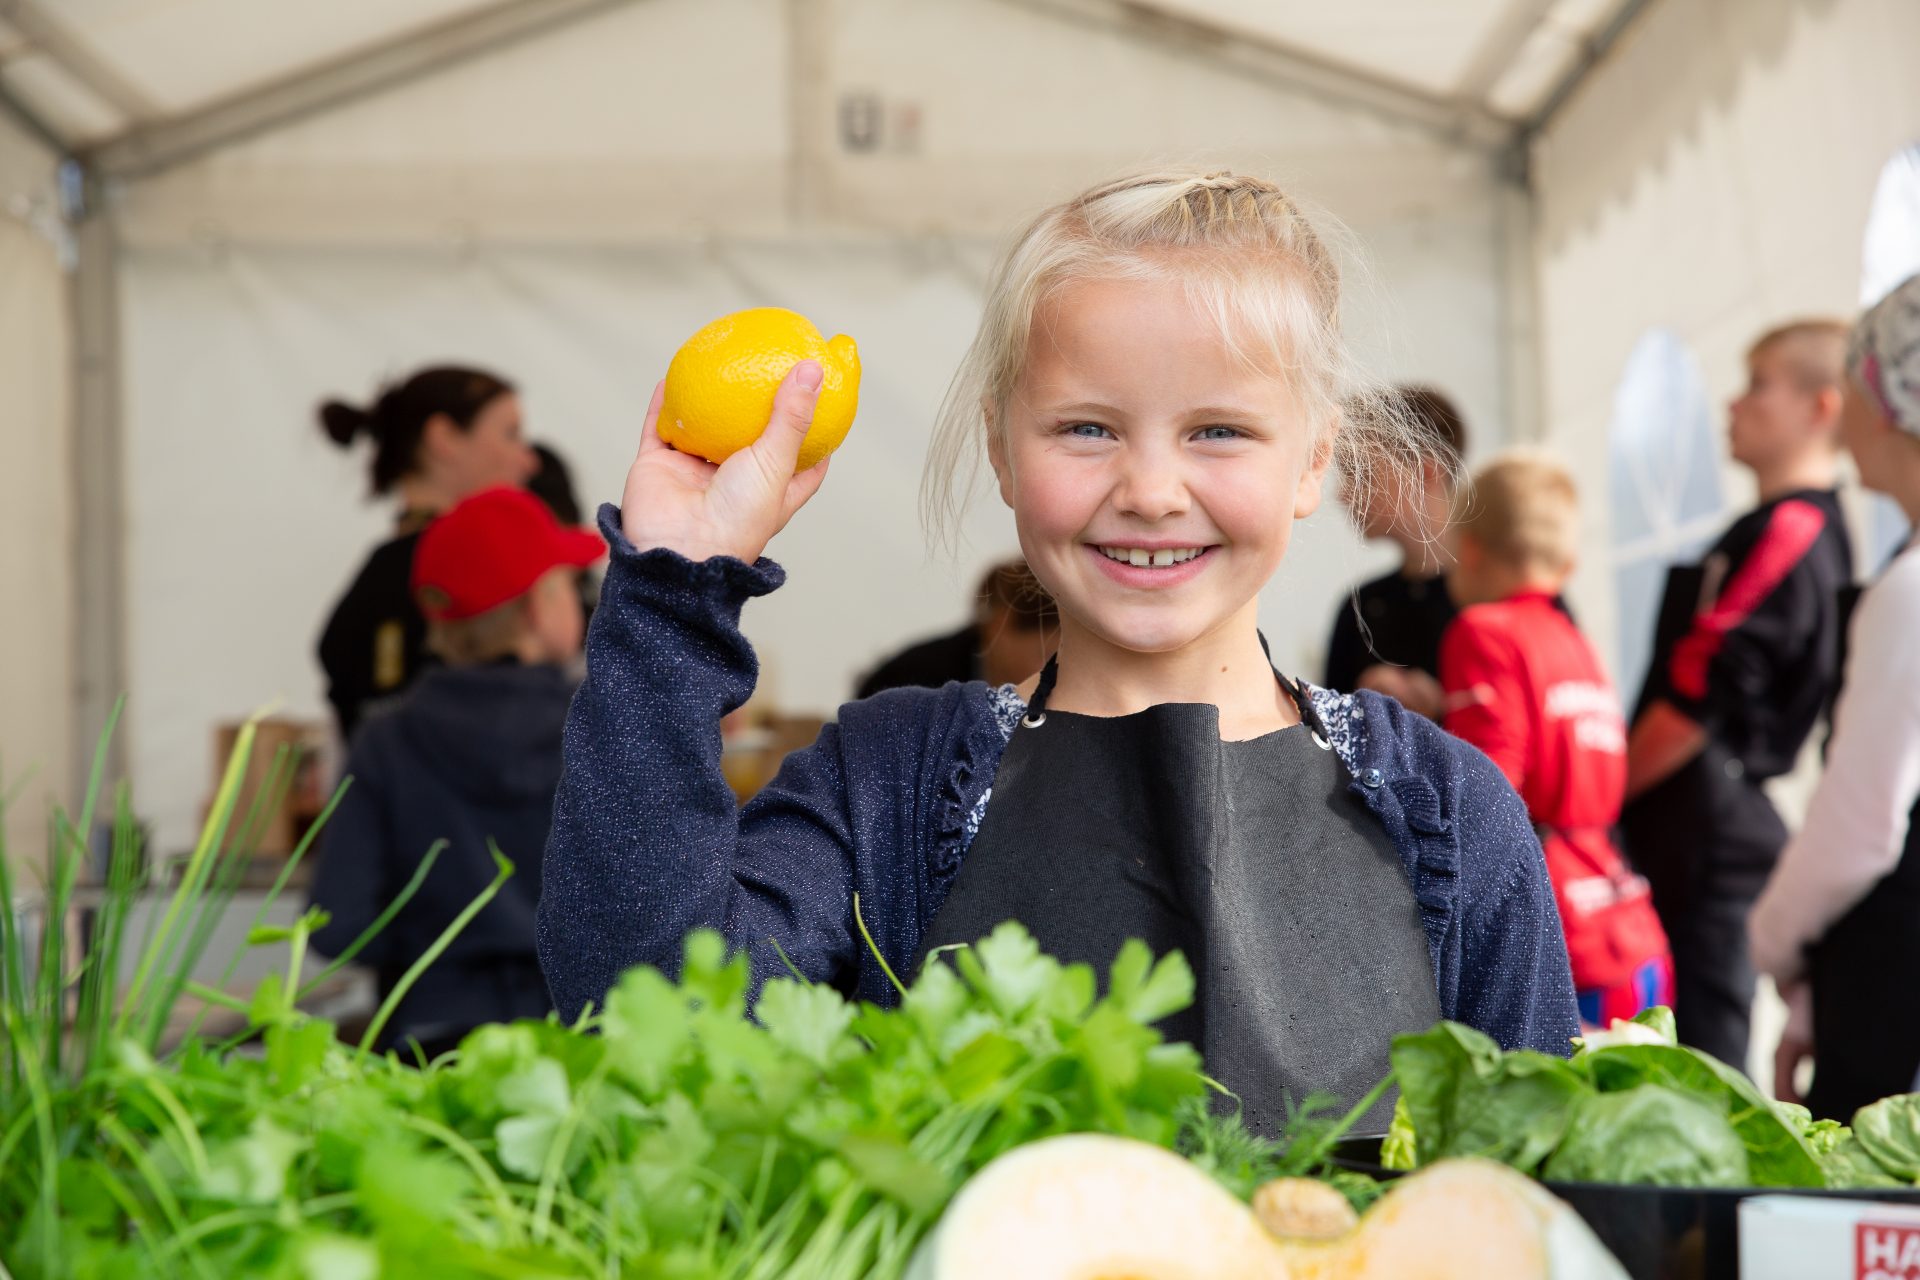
1065;422;1113;439
1195;425;1242;441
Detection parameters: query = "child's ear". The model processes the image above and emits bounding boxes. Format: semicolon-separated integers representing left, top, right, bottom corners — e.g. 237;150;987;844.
985;401;1015;509
1814;385;1845;433
1293;422;1337;519
1454;531;1484;570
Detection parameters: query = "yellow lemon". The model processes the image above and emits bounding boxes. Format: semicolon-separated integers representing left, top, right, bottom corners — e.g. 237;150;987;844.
658;307;861;471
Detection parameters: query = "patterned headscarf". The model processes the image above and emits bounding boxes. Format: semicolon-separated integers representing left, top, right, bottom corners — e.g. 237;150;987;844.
1851;273;1920;436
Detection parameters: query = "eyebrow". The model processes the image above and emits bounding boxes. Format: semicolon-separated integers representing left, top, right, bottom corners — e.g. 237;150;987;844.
1045;401;1267;420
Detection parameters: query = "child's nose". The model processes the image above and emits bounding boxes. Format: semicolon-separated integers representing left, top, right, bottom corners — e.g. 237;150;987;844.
1113;452;1190;520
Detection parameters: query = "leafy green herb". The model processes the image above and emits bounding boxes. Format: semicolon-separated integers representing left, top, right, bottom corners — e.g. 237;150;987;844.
1175;1091;1386;1213
7;720;1372;1279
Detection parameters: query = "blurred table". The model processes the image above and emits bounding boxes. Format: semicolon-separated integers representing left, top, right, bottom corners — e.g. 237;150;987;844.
722;713;827;803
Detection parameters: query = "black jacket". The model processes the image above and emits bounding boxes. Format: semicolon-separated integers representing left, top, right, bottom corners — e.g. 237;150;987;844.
854;623;979;699
1632;488;1853;782
317;531;431;742
1324;570;1457;691
309;661;572;1049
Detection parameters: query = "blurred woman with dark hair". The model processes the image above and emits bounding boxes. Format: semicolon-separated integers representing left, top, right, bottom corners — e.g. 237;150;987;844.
316;365;537;740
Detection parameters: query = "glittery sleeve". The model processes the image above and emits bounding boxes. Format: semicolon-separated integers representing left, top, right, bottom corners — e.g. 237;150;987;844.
538;504;861;1018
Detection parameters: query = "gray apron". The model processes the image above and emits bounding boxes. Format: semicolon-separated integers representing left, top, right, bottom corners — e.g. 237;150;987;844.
919;657;1439;1134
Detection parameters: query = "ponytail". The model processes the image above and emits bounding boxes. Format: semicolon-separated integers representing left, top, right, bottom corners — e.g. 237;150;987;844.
318;399;374;448
317;365;515;497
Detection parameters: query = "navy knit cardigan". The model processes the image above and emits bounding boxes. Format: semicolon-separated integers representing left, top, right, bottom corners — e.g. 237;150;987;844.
538;507;1580;1055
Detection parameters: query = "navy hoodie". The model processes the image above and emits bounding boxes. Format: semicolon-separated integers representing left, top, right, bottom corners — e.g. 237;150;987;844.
310;661;573;1049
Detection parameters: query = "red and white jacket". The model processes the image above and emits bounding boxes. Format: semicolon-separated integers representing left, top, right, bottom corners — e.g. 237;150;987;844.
1441;592;1670;992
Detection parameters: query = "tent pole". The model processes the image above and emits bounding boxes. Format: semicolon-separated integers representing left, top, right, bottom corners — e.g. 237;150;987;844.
1524;0;1659;139
996;0;1515;151
67;171;127;793
0;80;67;157
1;1;159;122
86;0;645;182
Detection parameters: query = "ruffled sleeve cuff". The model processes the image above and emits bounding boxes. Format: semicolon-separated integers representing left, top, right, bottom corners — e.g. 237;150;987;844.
596;502;786;609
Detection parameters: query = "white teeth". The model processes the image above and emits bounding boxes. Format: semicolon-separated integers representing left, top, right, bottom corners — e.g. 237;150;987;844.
1097;546;1206;567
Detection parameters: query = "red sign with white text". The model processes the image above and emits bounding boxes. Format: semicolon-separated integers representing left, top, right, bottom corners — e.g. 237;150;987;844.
1859;1222;1920;1280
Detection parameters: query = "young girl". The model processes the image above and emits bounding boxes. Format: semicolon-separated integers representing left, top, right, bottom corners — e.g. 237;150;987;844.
540;170;1578;1130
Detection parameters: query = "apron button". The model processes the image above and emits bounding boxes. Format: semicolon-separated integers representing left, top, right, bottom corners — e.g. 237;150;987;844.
1361;767;1385;788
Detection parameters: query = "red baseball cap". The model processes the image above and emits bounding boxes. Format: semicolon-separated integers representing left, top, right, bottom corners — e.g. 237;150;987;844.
412;486;605;621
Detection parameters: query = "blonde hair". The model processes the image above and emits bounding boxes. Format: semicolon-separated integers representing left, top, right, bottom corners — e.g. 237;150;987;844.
427;597;531;666
1749;319;1849;394
1454;450;1579;575
921;167;1449;543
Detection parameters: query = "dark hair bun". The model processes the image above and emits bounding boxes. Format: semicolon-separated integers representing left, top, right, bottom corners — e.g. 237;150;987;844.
319;400;373;448
321;365;514;496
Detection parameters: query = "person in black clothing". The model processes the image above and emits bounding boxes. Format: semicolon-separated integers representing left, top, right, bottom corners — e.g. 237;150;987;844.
1622;319;1855;1073
1324;385;1466;717
855;559;1058;697
316;366;537;741
528;441;599;626
309;485;605;1058
528;442;584;525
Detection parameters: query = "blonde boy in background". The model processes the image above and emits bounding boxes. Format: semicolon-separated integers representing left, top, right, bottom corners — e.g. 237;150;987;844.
1621;322;1854;1070
1441;453;1673;1028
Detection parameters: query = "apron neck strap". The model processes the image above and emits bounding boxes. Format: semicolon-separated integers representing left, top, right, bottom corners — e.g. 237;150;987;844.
1023;638;1331;743
1024;654;1062;725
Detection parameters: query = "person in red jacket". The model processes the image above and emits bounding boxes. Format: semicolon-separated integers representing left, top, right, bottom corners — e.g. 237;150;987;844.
1441;452;1673;1027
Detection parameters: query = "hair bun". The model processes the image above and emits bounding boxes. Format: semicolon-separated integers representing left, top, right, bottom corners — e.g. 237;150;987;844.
318;400;372;447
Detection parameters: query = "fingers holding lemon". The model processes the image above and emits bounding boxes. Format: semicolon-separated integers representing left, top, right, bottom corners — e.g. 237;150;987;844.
623;308;858;564
658;307;861;472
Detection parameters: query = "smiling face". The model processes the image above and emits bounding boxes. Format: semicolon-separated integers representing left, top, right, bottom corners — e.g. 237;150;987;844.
988;274;1331;662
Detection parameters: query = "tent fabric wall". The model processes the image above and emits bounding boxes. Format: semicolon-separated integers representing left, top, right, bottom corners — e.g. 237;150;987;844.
107;0;1519;854
110;0;1506;247
1531;0;1920;671
0;116;71;868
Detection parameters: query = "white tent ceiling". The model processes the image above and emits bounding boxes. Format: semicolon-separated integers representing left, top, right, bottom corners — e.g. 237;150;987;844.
0;0;1639;166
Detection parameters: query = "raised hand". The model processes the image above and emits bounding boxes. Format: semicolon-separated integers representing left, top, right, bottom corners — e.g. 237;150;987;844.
621;360;832;564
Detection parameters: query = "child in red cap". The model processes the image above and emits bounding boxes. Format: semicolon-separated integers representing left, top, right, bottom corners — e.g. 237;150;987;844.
1440;452;1673;1030
308;485;604;1057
